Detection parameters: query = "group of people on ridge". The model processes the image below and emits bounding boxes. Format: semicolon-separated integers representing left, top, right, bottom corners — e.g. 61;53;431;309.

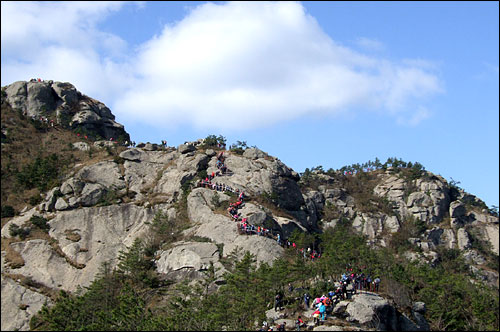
265;267;381;330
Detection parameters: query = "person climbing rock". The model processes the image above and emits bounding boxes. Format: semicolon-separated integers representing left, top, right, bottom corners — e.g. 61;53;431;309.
295;316;305;331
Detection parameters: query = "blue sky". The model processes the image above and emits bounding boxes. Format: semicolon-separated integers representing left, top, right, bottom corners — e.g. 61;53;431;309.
1;1;498;208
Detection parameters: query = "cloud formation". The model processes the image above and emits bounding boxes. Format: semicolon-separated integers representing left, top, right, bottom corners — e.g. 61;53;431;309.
1;1;443;130
1;1;134;101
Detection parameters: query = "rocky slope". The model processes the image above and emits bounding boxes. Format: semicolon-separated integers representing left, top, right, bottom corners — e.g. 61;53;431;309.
1;81;498;331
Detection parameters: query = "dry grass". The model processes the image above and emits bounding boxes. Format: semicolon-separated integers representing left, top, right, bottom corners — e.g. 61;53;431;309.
1;237;26;268
3;273;60;300
64;229;81;242
3;224;86;269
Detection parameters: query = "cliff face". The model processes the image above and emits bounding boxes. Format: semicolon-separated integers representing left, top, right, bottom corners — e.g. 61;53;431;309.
1;81;498;331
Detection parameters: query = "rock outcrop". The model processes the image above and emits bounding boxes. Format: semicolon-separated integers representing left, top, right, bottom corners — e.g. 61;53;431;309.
3;80;129;142
332;293;429;331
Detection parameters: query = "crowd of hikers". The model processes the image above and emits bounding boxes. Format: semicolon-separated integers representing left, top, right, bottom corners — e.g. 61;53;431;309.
263;268;381;330
192;149;327;263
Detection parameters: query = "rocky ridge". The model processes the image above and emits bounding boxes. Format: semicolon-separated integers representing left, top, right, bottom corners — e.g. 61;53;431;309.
1;81;499;330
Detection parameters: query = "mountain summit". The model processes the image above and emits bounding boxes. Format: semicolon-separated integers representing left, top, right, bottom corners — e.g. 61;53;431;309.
3;79;129;142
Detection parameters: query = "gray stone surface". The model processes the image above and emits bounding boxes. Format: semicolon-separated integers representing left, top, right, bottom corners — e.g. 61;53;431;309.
54;197;69;211
155;241;225;280
72;142;90;151
75;161;125;190
457;228;471;250
346;293;397;330
1;276;51;331
178;143;195;154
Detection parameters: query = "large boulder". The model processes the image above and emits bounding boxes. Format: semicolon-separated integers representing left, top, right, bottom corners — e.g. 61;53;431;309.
3;81;28;112
345;293;397;330
178;143;195;154
243;147;268;160
155;241;226;280
75;161;125;191
239;203;270;226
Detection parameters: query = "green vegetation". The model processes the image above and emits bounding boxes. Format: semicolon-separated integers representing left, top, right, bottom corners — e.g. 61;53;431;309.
300;157;427;182
16;154;64;192
229;140;247;155
201;134;226;148
9;224;31;240
30;215;50;232
1;205;15;218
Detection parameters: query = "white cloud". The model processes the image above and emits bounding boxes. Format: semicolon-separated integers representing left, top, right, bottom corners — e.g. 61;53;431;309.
397;106;431;126
355;37;385;52
1;1;136;101
116;1;443;129
1;1;443;130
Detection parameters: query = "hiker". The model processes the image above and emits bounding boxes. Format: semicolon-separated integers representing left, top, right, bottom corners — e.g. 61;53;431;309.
319;302;326;321
304;293;310;309
327;290;335;302
373;277;381;292
366;275;372;292
312;309;321;326
288;283;294;293
355;274;361;292
274;293;282;311
277;322;286;331
341;281;348;299
296;315;305;331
